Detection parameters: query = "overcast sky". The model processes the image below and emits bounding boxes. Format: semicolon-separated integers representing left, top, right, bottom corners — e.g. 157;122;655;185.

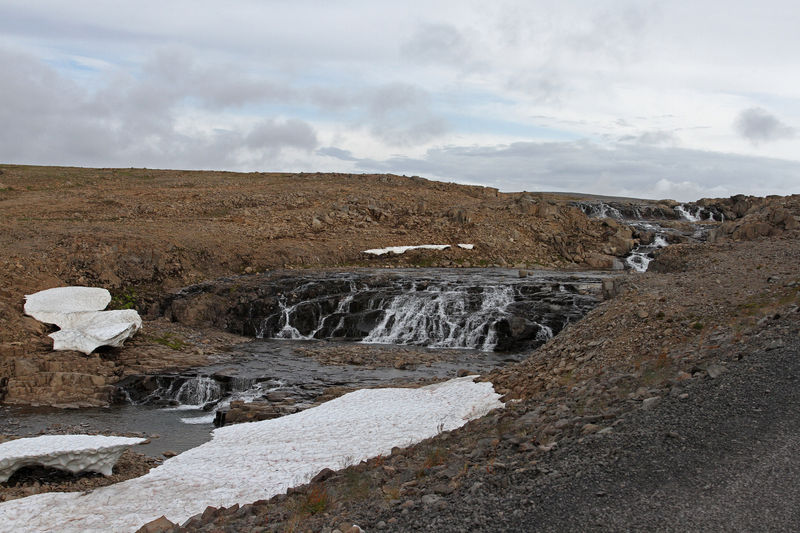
1;1;799;201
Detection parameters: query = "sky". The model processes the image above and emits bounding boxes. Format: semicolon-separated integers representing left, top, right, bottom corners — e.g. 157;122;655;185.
1;0;799;201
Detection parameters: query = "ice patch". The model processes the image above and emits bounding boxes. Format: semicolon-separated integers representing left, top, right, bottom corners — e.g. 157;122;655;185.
23;287;111;326
0;377;503;532
23;287;141;354
0;435;146;483
362;244;451;255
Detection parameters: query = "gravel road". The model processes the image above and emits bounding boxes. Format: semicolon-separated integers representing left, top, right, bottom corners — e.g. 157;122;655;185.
373;310;800;532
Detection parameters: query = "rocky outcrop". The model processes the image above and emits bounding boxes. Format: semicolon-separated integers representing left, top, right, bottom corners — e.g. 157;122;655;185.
706;195;800;243
161;271;601;353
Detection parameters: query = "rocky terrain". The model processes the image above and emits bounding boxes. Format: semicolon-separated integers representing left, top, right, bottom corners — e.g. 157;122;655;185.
1;164;799;531
0;164;649;407
130;234;798;533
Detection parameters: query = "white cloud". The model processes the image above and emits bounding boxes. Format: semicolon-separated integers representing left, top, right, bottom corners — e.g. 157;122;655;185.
0;0;799;199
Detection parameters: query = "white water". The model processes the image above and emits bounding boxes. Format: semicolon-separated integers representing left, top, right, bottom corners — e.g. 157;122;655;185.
362;285;514;350
675;204;700;222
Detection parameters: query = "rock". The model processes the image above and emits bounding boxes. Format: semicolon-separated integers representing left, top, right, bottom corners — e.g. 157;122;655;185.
635;309;649;319
0;434;146;482
766;340;785;351
162;450;178;458
706;364;725;379
581;423;600;434
585;253;618;270
641;396;661;410
135;516;176;533
602;278;620;299
312;468;335;483
421;494;443;506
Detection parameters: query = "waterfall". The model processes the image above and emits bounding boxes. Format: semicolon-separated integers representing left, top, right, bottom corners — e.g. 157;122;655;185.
576;202;623;219
362;285;515;350
174;377;222;406
275;296;305;339
675;204;701;222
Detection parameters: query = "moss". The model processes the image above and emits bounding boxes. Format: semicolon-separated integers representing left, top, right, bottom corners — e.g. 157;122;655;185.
110;288;137;310
149;333;186;351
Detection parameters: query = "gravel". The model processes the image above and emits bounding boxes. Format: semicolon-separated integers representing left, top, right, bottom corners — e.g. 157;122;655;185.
365;310;800;532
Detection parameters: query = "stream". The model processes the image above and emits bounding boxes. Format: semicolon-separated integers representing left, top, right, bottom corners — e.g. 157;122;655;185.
2;268;608;456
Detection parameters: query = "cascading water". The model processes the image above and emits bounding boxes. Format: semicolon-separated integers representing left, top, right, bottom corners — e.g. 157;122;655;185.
362;285;515;350
242;273;599;352
174;377;221;406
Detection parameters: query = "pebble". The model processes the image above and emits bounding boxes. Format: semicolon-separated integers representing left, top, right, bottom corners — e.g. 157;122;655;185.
706;364;725;379
421;494;443;506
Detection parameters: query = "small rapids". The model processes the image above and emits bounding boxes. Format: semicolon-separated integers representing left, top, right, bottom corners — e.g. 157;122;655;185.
362;285;514;350
234;270;599;352
574;200;722;272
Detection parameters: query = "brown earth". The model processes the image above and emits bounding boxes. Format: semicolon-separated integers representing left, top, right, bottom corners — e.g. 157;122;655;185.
0;164;797;407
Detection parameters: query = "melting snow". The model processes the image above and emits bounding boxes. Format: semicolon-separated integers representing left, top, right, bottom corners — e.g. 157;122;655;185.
363;244;451;255
23;287;141;354
0;377;503;532
0;435;146;483
362;244;474;255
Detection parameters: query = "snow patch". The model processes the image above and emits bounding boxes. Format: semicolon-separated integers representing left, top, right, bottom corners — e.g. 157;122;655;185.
0;435;146;483
362;244;451;256
23;287;141;354
0;377;503;532
457;243;474;250
23;287;111;326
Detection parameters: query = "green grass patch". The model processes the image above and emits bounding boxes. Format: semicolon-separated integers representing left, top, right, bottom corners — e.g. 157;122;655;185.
150;332;186;351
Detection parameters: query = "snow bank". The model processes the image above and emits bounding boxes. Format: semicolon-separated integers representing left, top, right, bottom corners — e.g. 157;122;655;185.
362;244;474;256
23;287;141;354
23;287;111;326
0;435;146;483
363;244;451;256
0;377;503;533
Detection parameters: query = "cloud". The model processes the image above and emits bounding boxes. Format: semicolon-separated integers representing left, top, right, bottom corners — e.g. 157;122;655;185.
735;107;795;144
617;130;677;146
401;23;475;67
363;83;448;146
316;147;358;161
352;140;800;201
0;47;318;169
